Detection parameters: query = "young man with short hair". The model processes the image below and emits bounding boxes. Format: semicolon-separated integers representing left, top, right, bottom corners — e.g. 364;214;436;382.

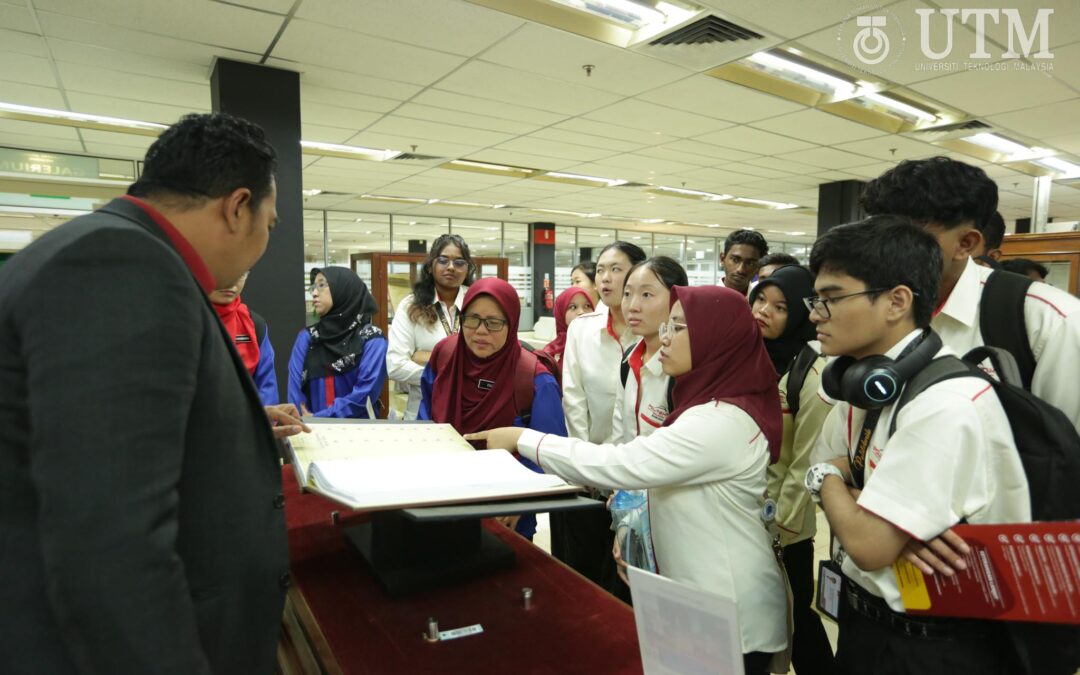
805;216;1030;675
720;229;768;295
861;157;1080;434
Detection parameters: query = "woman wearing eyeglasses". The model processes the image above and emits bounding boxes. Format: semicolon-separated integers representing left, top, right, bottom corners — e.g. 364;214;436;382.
386;234;474;420
418;278;566;540
287;267;388;418
749;265;835;674
469;285;789;675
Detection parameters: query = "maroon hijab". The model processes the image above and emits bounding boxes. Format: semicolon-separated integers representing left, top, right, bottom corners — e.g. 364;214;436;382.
541;286;593;371
663;285;783;463
430;278;533;440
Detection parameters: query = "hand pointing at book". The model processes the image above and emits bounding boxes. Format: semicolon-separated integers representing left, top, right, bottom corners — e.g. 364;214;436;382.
464;427;525;452
265;403;312;439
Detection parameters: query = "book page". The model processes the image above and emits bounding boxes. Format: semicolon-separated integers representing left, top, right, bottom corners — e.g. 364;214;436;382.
307;449;573;511
287;422;474;484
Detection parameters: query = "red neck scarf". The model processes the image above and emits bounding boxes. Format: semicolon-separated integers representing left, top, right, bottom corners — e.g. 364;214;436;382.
213;296;260;375
541;286;593;372
431;278;537;444
663;286;782;463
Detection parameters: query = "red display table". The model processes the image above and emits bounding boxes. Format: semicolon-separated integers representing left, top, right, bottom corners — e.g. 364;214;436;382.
277;468;643;675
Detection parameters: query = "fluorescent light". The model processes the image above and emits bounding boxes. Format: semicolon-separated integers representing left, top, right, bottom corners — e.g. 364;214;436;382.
439;200;504;209
731;197;800;210
652;186;732;201
530;208;602;218
639;218;665;224
747;52;856;97
0;205;91;217
0;229;33;248
860;92;937;122
302;189;323;197
1033;157;1080;177
965;133;1032;157
0;101;168;132
539;171;628;187
359;194;429;204
300;140;401;161
450;159;529;173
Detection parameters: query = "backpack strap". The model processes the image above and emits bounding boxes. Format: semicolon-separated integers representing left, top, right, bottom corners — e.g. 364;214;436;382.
785;344;819;418
619;342;637;388
888;356;981;436
250;310;268;346
980;270;1036;390
666;378;675;414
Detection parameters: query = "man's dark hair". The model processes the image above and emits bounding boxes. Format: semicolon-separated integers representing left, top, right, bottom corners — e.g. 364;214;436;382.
128;113;277;209
1001;258;1049;280
758;252;799;269
860;156;998;231
982;211;1006;250
626;256;689;290
723;229;769;256
598;241;647;266
809;215;942;328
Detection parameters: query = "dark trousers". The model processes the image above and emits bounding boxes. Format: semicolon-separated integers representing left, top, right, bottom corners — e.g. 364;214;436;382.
835;595;1009;675
549;503;613;587
743;651;771;675
783;538;834;674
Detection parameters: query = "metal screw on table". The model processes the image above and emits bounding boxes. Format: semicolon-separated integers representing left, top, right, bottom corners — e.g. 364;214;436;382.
424;617;440;643
522;587;533;610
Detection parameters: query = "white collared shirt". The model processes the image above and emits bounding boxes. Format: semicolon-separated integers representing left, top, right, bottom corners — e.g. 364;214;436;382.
932;257;1080;433
812;329;1031;611
608;338;670;443
562;304;636;443
518;404;788;654
385;286;466;419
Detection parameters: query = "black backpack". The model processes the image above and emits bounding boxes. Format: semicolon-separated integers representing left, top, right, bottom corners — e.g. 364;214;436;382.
619;343;675;413
251;310;268;347
979;270;1037;390
783;344;820;419
889;345;1080;675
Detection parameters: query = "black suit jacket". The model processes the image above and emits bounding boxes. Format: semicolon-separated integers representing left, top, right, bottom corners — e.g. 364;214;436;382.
0;198;288;673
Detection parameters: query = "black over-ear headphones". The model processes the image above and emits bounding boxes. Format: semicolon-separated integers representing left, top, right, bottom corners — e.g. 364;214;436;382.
821;330;942;409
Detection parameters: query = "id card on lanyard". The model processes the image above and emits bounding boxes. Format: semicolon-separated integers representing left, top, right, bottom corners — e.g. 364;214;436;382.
435;302;459;336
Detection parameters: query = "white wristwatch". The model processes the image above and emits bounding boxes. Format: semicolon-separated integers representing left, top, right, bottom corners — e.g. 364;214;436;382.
805;463;847;504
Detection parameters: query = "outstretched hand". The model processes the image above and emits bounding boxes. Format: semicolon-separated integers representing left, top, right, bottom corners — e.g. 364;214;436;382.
463;427;525;452
265;403;312;439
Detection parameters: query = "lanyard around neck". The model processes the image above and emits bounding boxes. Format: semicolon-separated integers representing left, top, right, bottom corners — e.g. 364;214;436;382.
435;302;459;336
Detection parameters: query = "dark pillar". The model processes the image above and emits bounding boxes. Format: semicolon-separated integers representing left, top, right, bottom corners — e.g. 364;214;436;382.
408;239;427;254
211;59;303;404
531;223;555;318
578;247;593;262
817;179;866;236
1015;217;1032;234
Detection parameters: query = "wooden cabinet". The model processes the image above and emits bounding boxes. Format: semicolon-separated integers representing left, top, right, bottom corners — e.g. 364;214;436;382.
1000;231;1080;296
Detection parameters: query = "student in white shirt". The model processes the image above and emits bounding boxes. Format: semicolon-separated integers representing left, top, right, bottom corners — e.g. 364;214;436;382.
749;264;834;674
385;234;472;419
471;285;789;675
861;157;1080;435
804;216;1029;675
607;256;687;597
555;241;646;586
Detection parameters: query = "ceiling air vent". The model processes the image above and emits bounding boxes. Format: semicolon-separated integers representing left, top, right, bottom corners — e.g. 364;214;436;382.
391;153;446;161
612;181;651;188
649;15;764;46
912;120;990;134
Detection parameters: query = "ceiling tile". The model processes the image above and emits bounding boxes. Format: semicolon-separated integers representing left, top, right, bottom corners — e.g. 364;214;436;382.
393;103;540;136
583;98;734;137
0;80;67;108
1044;132;1080;156
832;135;943;162
64;92;207;124
368;116;518;148
987;98;1080;141
302;84;401;115
694;126;818;155
491;137;617;163
773;147;880;169
0;28;49;58
301;123;361;144
552;118;678;146
272;19;467;86
0;117;80;140
56;62;211;109
750;109;885;145
300;102;383;132
435;61;622;116
452;149;578;172
0;1;40;33
412;89;565;126
48;40;209;83
0;52;58;89
659;139;761;163
0;131;83;154
703;0;892;40
528;127;644;153
294;0;523;57
478;23;691;97
637;75;804;123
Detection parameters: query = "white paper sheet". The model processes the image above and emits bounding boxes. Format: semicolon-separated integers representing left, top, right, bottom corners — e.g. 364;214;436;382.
628;566;744;675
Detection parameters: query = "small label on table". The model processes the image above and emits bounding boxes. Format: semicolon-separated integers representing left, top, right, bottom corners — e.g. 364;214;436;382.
438;624;484;641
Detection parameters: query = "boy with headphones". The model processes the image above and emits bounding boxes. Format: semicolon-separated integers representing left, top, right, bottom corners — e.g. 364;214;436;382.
804;216;1030;675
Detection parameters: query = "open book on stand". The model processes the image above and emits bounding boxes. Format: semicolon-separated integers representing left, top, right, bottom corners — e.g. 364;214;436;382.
285;419;579;511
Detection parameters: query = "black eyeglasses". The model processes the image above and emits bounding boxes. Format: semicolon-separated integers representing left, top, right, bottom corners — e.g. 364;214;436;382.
803;289;892;319
435;255;469;270
462;315;508;332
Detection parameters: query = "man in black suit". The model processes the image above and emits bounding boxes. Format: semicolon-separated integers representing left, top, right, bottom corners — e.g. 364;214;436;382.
0;113;308;673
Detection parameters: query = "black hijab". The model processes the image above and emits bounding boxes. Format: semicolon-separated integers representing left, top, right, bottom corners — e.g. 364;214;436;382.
748;265;817;377
302;267;382;385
